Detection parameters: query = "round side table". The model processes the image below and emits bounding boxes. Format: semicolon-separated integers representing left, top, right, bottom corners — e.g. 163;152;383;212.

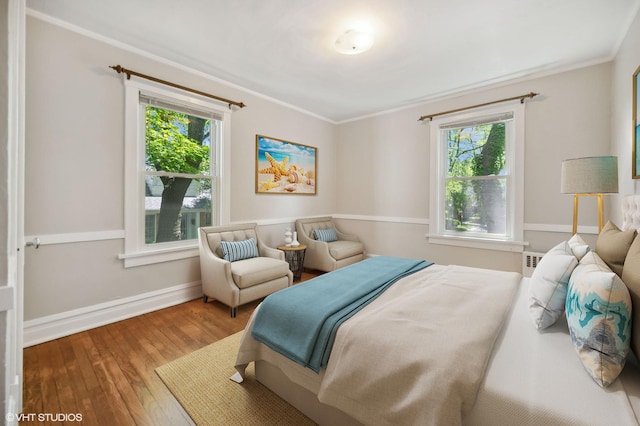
277;244;307;282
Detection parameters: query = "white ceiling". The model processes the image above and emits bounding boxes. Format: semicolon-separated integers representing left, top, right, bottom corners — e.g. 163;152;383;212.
26;0;640;122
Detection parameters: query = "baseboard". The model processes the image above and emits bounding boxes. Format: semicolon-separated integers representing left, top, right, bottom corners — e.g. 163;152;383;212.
23;281;202;347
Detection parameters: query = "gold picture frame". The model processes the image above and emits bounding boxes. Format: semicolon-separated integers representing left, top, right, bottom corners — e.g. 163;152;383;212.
634;65;640;179
255;135;317;194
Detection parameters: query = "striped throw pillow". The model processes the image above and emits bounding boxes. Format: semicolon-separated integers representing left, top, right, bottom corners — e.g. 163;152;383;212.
220;238;258;262
314;228;338;242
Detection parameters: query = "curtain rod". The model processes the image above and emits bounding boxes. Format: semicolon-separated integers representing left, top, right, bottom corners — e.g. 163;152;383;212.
109;64;246;109
418;92;539;122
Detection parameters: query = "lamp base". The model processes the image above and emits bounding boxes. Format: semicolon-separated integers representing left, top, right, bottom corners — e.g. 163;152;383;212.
572;193;604;235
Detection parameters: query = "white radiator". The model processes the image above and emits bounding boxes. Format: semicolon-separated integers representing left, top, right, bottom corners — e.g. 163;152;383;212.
522;251;545;278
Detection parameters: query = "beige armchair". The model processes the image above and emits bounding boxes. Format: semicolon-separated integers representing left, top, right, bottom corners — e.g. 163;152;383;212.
295;217;365;272
198;223;293;317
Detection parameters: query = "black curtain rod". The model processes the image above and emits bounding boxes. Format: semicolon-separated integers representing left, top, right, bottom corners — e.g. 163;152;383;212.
418;92;539;122
109;64;246;109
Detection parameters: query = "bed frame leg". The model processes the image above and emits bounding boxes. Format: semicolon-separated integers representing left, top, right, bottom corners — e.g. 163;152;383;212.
230;307;237;318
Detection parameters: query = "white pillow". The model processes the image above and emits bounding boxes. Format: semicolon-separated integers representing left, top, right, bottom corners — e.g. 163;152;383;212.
568;233;590;261
528;240;578;330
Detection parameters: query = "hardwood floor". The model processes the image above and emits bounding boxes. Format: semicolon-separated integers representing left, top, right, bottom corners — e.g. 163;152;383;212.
21;271;319;425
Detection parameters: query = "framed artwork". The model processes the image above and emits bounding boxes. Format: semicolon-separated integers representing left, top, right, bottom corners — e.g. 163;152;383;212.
255;135;317;194
634;65;640;179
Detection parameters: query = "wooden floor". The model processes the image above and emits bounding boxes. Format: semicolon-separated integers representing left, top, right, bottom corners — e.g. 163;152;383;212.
21;271;319;425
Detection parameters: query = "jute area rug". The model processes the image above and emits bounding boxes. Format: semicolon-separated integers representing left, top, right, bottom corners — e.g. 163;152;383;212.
155;331;316;425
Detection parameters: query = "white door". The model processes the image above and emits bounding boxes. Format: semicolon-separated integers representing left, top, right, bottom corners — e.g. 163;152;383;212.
3;0;25;423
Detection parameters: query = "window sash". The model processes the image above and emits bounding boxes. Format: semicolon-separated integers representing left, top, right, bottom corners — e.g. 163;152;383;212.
442;175;509;238
429;103;524;251
121;79;231;267
141;101;217;246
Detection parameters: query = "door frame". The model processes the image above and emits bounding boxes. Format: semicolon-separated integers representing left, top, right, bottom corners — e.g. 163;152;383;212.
4;0;25;422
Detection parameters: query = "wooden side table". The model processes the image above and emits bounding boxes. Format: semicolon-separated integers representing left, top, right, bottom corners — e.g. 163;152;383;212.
277;244;307;282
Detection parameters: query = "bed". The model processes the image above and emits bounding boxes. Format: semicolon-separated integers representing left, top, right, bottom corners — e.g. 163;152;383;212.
233;195;640;426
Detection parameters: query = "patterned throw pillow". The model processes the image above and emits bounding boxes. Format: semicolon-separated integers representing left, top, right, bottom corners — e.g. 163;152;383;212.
528;241;578;330
565;251;632;387
314;227;338;242
220;238;258;262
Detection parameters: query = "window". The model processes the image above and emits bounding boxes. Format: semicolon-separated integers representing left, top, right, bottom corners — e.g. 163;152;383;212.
429;103;524;251
120;80;231;267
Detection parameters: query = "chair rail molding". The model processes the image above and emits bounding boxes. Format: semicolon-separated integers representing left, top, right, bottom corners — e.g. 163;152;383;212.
24;230;125;246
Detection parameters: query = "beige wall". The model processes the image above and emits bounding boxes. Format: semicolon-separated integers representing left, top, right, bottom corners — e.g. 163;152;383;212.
23;7;640;323
23;16;335;320
612;7;640;215
335;63;613;270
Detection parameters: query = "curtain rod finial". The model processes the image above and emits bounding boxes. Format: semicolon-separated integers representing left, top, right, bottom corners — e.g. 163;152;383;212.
109;64;131;79
521;92;539;103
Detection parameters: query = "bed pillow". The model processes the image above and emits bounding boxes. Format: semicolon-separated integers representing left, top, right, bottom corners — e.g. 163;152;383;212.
528;241;578;330
565;251;632;387
220;238;258;262
314;227;338;242
622;234;640;358
595;221;636;277
568;233;590;261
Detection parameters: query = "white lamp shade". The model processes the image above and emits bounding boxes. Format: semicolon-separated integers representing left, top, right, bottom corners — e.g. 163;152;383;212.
560;156;618;194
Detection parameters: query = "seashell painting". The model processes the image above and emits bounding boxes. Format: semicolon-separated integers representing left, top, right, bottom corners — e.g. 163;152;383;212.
256;134;317;194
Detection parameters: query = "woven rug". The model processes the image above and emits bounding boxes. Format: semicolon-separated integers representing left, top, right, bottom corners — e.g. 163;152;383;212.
155;331;315;425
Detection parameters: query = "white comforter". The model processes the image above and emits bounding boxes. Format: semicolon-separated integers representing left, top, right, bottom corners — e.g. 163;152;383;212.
235;264;520;425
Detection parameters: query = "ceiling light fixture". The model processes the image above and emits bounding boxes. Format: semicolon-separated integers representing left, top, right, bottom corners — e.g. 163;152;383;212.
334;29;374;55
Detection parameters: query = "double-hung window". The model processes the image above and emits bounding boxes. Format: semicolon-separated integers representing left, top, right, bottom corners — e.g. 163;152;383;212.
121;79;231;267
429;103;524;251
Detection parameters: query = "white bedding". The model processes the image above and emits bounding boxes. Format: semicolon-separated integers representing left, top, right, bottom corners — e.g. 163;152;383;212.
234;268;640;426
466;277;640;426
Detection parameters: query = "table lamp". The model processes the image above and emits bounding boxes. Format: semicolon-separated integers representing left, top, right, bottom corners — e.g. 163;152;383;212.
561;156;618;235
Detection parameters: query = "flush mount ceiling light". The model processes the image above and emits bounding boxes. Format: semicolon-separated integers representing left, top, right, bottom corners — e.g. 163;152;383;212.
334;29;374;55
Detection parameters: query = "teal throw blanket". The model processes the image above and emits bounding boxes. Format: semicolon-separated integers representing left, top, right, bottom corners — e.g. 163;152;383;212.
251;256;432;372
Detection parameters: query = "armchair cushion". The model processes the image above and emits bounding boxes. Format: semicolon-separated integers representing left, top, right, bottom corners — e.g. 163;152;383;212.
329;240;365;261
231;257;292;289
314;227;338;242
221;238;258;262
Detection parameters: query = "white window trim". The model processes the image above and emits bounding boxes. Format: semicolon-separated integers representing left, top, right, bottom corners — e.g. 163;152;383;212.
428;102;525;252
119;79;231;267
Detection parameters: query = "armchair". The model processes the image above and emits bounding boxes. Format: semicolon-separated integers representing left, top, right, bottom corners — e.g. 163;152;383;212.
198;223;293;317
295;217;365;272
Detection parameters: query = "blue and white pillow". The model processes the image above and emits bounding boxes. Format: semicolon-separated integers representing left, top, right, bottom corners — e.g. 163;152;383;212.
220;238;258;262
314;227;338;242
528;241;578;330
565;251;632;387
